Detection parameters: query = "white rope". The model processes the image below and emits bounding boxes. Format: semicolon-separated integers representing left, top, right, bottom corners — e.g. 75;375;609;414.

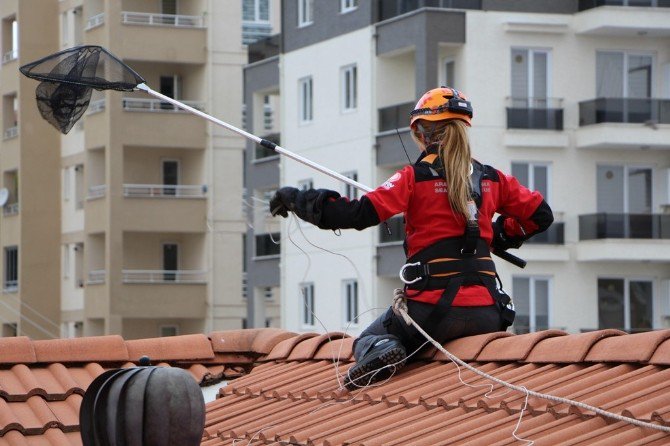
392;292;670;434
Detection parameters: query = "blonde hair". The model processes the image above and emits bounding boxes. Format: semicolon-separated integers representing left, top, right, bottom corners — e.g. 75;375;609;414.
438;120;473;221
412;120;472;220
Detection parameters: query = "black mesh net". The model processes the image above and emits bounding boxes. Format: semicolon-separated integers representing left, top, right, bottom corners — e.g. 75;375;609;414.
19;46;146;134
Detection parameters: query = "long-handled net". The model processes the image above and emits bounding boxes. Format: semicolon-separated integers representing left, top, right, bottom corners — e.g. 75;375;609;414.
20;45;526;268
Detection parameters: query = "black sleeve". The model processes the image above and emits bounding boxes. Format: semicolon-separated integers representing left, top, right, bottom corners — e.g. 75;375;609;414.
318;195;381;231
528;199;554;238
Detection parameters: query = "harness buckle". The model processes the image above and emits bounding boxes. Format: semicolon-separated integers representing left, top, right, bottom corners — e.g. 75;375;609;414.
399;261;422;284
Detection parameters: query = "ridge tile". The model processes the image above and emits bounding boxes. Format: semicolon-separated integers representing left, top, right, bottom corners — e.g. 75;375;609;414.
33;336;128;363
476;330;567;362
585;330;670;363
262;333;318;361
437;331;513;361
126;334;214;362
0;337;36;365
525;329;626;363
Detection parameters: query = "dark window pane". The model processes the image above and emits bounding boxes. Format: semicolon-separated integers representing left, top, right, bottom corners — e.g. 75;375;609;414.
629;280;652;332
598;278;624;329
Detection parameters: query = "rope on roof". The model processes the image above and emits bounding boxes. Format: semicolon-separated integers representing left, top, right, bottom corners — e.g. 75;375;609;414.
392;292;670;434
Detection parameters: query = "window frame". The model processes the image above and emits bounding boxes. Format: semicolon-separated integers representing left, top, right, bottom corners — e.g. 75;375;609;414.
340;0;359;14
510;47;552;108
243;0;270;23
300;282;315;328
512;275;552;333
4;245;18;292
596;164;653;213
159;325;179;337
341;171;359;200
341;64;358;112
598;277;655;332
298;0;314;27
298;76;313;124
595;50;655;98
443;58;456;87
511;161;551;204
342;279;359;327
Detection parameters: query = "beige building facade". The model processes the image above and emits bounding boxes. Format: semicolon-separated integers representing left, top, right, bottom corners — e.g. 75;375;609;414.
1;0;280;339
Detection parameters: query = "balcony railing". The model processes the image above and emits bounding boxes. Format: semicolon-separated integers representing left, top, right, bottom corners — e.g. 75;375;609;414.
121;11;205;28
3;126;18;140
123;184;207;198
122;269;207;284
87;99;106;115
379;215;405;244
248;34;281;63
377;0;482;22
525;222;565;244
579;213;670;240
243;21;273;45
2;49;18;64
85;13;105;30
579;98;670;126
2;202;19;217
122;98;204;113
3;281;18;293
87;185;107;200
579;0;670;10
378;102;414;133
506;98;564;130
87;269;106;285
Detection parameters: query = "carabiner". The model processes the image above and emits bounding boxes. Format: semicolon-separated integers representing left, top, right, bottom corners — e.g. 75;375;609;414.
399;261;422;285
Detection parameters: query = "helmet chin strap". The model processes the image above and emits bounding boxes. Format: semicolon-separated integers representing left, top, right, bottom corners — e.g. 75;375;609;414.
416;121;440;148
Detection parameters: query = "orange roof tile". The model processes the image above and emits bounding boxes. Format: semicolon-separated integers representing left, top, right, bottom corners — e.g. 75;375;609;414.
2;328;670;445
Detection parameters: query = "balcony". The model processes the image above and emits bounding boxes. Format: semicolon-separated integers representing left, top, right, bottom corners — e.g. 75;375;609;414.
121;185;207;232
506;98;563;130
119;99;207;148
2;49;17;65
116;273;207;318
243;21;273;46
3;126;18;140
576;98;670;150
85;13;105;31
87;269;106;285
2;202;19;217
122;269;207;284
376;0;482;22
376;102;416;167
123;184;207;198
577;213;670;262
575;2;670;36
248;34;281;63
118;11;207;64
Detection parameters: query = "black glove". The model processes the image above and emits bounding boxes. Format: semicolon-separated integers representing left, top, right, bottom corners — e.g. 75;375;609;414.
492;215;524;252
270;187;340;227
269;187;299;218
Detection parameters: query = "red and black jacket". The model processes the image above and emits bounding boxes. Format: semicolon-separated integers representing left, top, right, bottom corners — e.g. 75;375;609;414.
317;152;553;306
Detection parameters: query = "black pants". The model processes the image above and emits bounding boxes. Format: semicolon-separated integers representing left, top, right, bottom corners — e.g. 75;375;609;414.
353;300;504;362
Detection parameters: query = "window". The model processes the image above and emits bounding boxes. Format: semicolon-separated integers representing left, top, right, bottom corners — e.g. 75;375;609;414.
63;245;70;279
298;179;313;191
160;325;179;337
444;59;456;87
598;278;653;332
163;243;179;281
74;164;84;209
299;77;313;123
263;95;273;131
512;277;550;333
243;0;270;22
343;280;358;325
511;48;550;108
298;0;314;27
264;286;274;300
162;159;180;196
596;51;652;98
341;0;359;13
341;64;357;112
63;168;71;201
597;165;652;214
301;282;315;327
4;246;18;291
342;171;358;200
511;163;550;203
255;233;280;257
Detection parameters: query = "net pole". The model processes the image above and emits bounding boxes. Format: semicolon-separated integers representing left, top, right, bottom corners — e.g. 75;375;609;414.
136;83;373;194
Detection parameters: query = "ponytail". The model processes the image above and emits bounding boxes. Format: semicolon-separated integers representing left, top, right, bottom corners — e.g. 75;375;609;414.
438;120;472;221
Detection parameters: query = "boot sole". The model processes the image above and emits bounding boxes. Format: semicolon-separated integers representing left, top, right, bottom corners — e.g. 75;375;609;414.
345;346;406;391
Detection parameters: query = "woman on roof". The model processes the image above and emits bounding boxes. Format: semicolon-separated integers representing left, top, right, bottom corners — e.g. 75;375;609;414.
270;87;553;390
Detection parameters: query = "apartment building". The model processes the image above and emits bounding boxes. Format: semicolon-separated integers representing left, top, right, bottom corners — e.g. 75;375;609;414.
244;0;670;335
0;0;281;339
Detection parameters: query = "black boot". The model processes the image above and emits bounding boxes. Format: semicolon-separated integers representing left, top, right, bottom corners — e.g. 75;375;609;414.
344;336;407;391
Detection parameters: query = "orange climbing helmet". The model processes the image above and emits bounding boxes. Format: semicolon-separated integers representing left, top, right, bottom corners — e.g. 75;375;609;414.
409;87;473;128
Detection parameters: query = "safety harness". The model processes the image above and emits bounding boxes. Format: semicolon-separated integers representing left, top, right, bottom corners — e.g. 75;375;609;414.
398;153;515;331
